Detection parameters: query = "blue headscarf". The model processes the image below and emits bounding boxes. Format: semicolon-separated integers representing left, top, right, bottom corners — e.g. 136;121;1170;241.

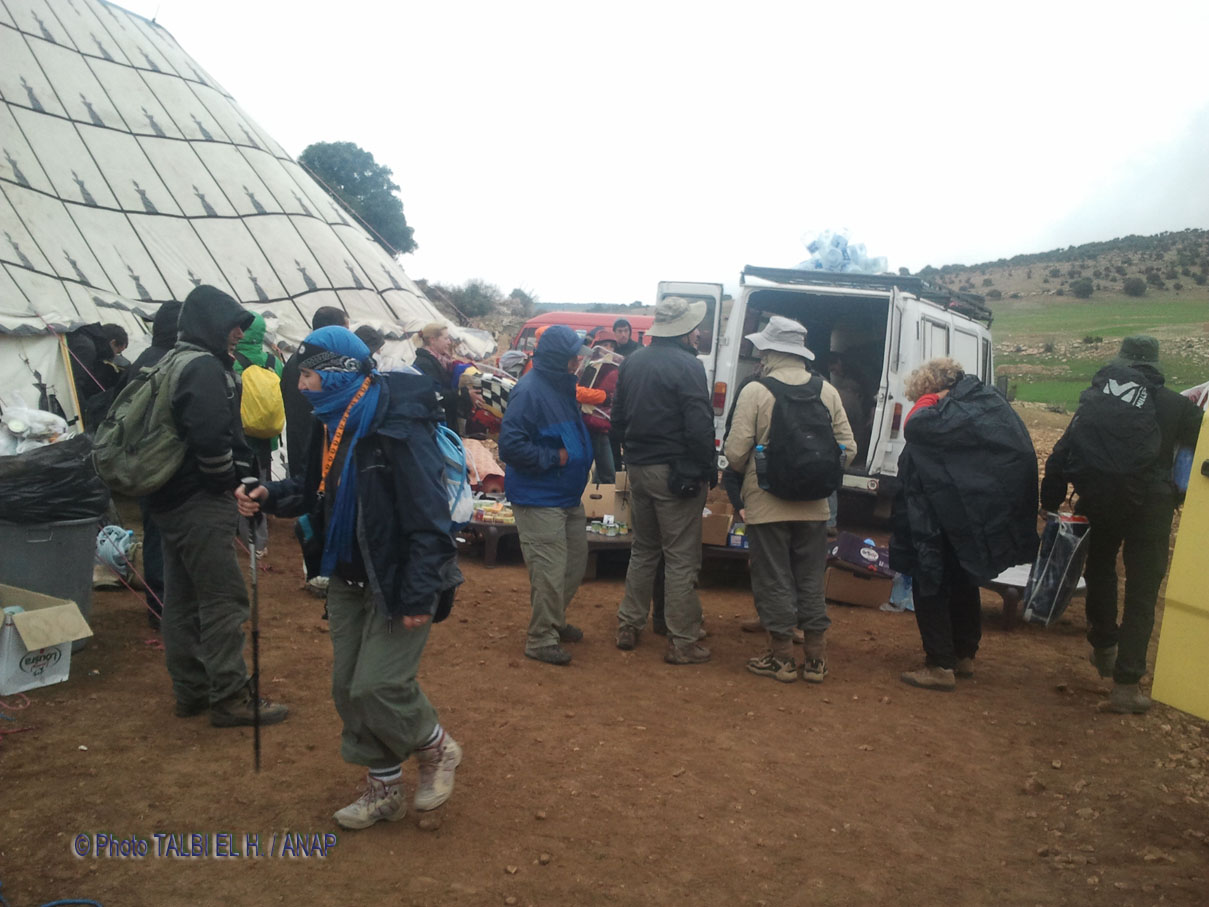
297;326;381;576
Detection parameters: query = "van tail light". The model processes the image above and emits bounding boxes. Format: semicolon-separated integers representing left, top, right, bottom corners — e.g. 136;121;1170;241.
712;381;727;416
890;402;903;438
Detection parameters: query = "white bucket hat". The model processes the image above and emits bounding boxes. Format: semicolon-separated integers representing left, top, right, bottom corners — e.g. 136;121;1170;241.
649;295;708;338
745;315;815;360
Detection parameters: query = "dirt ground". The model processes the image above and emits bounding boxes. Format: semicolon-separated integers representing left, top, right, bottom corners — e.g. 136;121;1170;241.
3;413;1208;907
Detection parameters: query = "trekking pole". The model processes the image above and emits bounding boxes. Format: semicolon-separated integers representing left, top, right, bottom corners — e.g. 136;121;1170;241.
241;476;263;773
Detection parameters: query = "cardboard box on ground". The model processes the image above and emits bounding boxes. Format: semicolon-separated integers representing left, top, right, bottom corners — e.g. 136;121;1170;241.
824;563;894;608
0;584;93;695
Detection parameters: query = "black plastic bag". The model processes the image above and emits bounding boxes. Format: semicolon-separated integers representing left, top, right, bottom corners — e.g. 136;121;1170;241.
0;434;111;523
1022;513;1090;627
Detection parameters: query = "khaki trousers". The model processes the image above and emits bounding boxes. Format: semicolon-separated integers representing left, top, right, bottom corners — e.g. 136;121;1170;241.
616;464;706;646
513;504;589;650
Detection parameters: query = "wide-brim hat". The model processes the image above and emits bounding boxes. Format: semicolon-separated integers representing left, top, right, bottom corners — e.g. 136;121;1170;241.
1112;334;1160;369
745;315;815;361
649;295;707;338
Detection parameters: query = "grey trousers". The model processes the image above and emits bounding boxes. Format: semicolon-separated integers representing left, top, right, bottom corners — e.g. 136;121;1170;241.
617;463;706;646
327;577;438;769
157;492;251;706
513;504;589;649
747;520;830;639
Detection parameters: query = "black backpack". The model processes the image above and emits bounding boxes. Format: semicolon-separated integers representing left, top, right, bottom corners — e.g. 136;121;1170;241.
756;375;843;501
1065;363;1161;491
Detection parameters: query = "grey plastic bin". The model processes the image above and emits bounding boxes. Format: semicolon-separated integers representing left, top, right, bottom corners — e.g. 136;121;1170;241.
0;517;96;652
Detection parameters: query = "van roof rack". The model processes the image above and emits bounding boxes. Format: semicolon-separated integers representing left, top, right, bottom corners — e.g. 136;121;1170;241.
740;265;993;326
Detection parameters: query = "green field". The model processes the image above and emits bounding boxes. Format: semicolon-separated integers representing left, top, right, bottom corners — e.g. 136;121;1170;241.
990;294;1209;409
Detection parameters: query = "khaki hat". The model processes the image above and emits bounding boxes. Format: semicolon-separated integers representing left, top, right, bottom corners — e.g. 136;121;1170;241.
1113;335;1160;369
649;295;707;338
745;315;815;361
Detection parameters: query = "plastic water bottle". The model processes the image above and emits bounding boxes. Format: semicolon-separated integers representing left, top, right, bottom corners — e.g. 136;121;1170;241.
754;444;769;490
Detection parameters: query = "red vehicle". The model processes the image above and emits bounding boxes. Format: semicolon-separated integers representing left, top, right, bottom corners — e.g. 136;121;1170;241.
509;311;654;352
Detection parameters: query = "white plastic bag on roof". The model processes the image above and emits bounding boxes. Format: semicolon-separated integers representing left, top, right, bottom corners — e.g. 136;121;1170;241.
796;228;887;274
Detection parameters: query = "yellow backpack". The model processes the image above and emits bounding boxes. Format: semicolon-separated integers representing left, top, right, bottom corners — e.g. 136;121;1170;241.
234;352;285;439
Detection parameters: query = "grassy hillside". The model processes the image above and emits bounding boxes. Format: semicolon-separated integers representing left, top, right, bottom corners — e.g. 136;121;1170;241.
925;229;1209;409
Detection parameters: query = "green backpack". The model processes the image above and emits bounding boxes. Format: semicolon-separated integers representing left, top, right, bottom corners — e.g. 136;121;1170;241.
92;348;207;497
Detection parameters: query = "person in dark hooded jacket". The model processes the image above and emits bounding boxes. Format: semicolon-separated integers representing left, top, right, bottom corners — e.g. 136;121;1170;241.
238;326;463;830
1040;336;1202;714
499;325;594;666
148;285;288;729
890;358;1038;692
124;300;182;629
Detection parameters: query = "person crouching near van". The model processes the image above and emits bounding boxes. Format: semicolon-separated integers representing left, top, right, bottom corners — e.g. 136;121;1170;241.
236;326;464;829
724;317;855;683
500;325;594;666
889;357;1038;692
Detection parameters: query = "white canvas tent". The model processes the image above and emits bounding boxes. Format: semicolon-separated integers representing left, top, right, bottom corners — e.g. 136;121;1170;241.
0;0;456;428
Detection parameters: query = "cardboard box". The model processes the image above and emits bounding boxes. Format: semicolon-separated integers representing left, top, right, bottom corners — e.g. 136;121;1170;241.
614;471;630;492
0;584;93;696
824;565;894;608
701;510;733;546
828;531;894;577
728;522;750;549
582;484;631;524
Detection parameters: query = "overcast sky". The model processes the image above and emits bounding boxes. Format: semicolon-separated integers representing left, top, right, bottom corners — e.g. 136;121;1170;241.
125;0;1209;303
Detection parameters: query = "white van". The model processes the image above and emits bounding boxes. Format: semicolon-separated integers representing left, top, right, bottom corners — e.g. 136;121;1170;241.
657;266;995;510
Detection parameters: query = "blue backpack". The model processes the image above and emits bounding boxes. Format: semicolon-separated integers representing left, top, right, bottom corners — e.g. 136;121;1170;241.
434;424;473;529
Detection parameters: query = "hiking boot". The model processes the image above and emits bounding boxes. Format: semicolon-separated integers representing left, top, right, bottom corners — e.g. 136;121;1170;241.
664;642;711;665
747;650;798;683
616;625;639;650
801;657;828;684
333;774;407;829
740;618;763;633
1089;645;1117;680
1105;682;1152;714
954;657;975;678
174;698;208;718
210;689;289;727
524;644;572;666
557;623;584;643
899;665;956;692
414;731;462;811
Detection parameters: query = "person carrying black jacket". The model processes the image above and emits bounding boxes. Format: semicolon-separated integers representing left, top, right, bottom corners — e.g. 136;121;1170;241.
147;285;288;729
124;300;181;630
412;322;463;428
238;326;463;830
282;306;348;477
890;359;1038;692
1040;336;1203;714
613;296;715;664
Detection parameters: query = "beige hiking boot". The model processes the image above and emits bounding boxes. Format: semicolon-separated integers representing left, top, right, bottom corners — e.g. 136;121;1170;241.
747;636;797;683
954;657;975;678
333;774;407;829
414;731;462;811
740;618;764;633
1104;683;1152;714
664;642;712;665
210;688;289;728
900;665;956;692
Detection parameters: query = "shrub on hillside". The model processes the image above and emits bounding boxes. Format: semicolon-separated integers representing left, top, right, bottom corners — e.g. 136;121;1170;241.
986;289;1002;299
1082;335;1103;344
1049;267;1062;278
982;277;993;286
1194;273;1207;286
1174;282;1184;291
1146;272;1165;288
1122;276;1147;296
1070;277;1094;298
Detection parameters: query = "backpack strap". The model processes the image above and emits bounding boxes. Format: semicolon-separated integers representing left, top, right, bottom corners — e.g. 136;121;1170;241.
233;351;252;370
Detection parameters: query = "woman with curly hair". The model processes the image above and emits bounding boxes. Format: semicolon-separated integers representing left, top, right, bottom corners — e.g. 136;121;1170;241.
890;357;1038;691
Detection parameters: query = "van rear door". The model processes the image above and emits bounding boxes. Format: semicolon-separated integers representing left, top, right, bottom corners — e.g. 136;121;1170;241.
861;287;904;487
656;281;724;384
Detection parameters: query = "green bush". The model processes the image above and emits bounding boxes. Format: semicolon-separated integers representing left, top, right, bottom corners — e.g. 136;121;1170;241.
986;289;1002;299
981;277;993;286
1070;277;1094;298
1049;267;1062;278
1122;276;1147;296
1082;335;1103;344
